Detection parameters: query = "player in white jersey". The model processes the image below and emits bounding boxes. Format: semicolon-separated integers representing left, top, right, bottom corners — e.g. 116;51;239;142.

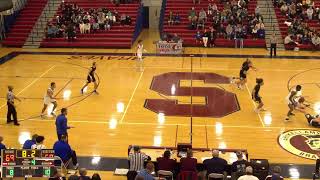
285;85;304;121
136;40;146;72
41;82;57;118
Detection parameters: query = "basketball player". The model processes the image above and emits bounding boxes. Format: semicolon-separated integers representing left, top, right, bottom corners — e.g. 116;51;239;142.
252;78;265;113
305;113;320;127
41;82;57;118
285;85;302;120
81;62;98;94
233;59;257;90
136;40;146;72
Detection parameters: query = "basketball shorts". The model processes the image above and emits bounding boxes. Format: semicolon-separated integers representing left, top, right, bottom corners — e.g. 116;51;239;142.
44;97;56;105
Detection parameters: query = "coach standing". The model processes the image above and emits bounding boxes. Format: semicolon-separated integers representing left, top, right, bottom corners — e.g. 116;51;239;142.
55;108;73;140
270;32;277;58
7;86;21;126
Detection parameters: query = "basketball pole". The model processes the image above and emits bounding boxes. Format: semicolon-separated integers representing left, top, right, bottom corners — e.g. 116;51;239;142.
190;54;194;145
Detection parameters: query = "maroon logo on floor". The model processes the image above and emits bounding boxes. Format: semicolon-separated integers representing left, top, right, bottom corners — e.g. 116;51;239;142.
278;129;320;160
144;72;240;117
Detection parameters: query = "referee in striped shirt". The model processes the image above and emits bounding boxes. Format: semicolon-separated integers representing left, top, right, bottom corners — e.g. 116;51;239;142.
7;86;21;126
128;146;150;172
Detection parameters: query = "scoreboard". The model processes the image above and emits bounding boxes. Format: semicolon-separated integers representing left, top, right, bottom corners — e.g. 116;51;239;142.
1;149;58;178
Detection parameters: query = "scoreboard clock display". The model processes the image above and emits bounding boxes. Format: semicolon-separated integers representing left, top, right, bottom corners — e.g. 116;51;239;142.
1;149;58;178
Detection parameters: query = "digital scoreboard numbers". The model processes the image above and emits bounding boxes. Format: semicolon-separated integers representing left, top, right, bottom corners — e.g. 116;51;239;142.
1;149;57;178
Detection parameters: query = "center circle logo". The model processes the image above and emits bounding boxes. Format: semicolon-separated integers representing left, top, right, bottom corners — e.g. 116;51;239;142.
278;129;320;160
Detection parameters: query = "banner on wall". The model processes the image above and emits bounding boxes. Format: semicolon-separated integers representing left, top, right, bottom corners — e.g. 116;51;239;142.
156;41;183;54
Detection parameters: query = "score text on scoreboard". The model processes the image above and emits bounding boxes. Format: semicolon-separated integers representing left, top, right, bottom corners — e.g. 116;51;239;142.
1;149;56;178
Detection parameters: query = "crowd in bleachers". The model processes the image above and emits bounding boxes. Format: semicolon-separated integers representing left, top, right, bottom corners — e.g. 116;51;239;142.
46;2;133;40
274;0;320;49
165;0;265;47
0;134;101;180
127;146;284;180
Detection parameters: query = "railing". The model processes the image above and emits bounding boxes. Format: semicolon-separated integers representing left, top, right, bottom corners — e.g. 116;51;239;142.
159;0;167;33
132;3;144;45
0;0;28;40
29;0;62;44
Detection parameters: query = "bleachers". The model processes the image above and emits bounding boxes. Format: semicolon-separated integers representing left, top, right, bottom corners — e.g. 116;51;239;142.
2;0;48;47
274;2;320;50
40;0;140;48
162;0;266;47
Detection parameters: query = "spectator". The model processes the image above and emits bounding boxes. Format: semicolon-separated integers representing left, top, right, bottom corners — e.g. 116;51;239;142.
174;13;181;24
120;13;126;26
238;166;259;180
188;7;197;22
231;151;249;180
203;150;227;177
0;136;6;150
199;9;207;22
92;173;101;180
79;168;91;180
49;167;65;180
129;146;150;171
53;135;79;169
226;24;234;39
208;3;214;15
193;0;200;5
47;24;58;38
180;149;197;172
56;108;72;140
280;4;289;14
23;134;38;149
307;7;314;20
125;15;132;25
270;32;277;57
66;23;76;41
156;150;177;173
68;175;79;180
31;136;46;149
168;11;174;25
203;29;210;47
284;34;298;46
265;166;284;180
136;162;155;180
208;28;216;47
311;33;320;50
255;6;260;15
195;31;203;45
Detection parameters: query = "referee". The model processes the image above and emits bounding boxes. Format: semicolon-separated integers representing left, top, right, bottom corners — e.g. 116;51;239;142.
270;32;277;57
7;85;21;126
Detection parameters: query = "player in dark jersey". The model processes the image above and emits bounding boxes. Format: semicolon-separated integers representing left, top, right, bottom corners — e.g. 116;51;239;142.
305;114;320;127
252;78;265;113
81;62;98;94
233;59;257;90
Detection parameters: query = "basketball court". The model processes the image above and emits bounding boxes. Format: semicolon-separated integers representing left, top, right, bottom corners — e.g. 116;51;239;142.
1;31;320;178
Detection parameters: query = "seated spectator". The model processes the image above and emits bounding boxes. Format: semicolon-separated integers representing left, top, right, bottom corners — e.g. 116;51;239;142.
79;168;91;180
203;150;227;177
226;24;234;39
23;134;38;149
66;23;76;41
174;13;181;24
79;21;85;34
97;12;106;28
0;136;6;150
91;173;101;180
92;19;99;32
265;166;284;180
193;0;200;5
188;7;197;22
120;13;126;26
168;11;174;25
202;29;210;47
156;150;177;173
53;135;79;169
57;25;66;38
231;151;249;180
129;146;150;172
195;31;203;44
284;34;298;46
136;162;155;180
255;6;260;15
208;3;214;15
197;19;205;30
280;4;288;14
47;24;58;38
68;175;79;180
199;9;207;22
238;166;259;180
49;167;66;180
31;136;46;149
180;149;197;172
125;15;132;25
307;7;314;20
